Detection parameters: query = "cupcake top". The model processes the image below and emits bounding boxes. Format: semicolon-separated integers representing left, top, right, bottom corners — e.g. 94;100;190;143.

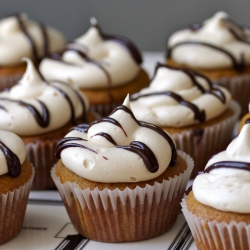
0;130;26;177
55;95;177;183
0;58;88;136
167;11;250;70
193;123;250;213
0;13;65;67
130;63;231;127
39;18;142;89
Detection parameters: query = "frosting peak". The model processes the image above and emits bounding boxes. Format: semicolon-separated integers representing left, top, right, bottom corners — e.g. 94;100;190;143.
193;123;250;213
56;97;176;183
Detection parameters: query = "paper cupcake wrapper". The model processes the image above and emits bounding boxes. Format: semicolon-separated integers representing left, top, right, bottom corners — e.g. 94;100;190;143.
0;167;35;245
169;101;241;178
51;151;193;242
90;101;122;117
214;74;250;116
26;139;58;190
181;197;250;250
0;73;23;91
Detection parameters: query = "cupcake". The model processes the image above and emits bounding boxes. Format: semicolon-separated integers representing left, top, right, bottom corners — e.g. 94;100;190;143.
130;63;241;177
51;95;194;242
181;122;250;250
0;13;65;91
0;130;34;244
166;11;250;116
0;58;92;190
239;103;250;132
39;18;149;117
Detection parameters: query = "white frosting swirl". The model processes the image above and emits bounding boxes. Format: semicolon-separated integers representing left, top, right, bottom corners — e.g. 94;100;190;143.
0;130;26;176
193;123;250;213
130;65;231;127
167;12;250;69
0;58;89;136
39;18;141;89
0;13;65;66
59;95;175;183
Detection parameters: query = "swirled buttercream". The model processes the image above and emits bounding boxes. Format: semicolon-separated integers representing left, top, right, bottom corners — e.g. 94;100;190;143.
0;58;88;136
0;13;65;66
0;130;26;177
55;95;177;183
193;123;250;213
39;18;141;89
130;63;231;127
167;12;250;70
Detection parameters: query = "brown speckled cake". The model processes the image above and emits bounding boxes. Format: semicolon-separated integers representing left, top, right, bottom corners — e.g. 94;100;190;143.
51;95;193;242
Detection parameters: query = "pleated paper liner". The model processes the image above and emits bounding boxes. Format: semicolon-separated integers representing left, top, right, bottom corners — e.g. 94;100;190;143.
168;101;241;178
0;167;35;245
51;150;193;242
181;197;250;250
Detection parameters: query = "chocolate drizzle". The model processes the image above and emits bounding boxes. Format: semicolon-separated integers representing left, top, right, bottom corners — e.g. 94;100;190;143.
167;17;250;71
205;161;250;173
13;14;49;63
130;63;227;123
0;140;21;177
246;118;250;124
56;104;177;173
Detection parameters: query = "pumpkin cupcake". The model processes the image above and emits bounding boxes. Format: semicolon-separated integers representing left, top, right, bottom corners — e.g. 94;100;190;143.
130;63;240;177
181;122;250;250
0;13;65;91
166;11;250;116
0;58;93;190
0;130;34;244
51;95;193;242
39;18;149;117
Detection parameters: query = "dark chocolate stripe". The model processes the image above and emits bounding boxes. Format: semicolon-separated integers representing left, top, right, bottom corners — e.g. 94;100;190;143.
0;97;50;127
130;91;206;123
92;132;158;173
0;140;21;177
205;161;250;173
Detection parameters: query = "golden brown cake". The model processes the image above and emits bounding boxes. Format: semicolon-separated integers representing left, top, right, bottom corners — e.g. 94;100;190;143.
0;130;34;244
130;63;241;177
51;96;194;242
0;13;65;91
166;12;250;116
181;123;250;250
39;18;150;117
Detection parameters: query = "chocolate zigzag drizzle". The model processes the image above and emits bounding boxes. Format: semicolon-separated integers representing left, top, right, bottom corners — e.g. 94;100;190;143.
0;140;21;177
13;14;49;63
130;63;227;123
56;105;177;173
167;17;250;71
205;161;250;173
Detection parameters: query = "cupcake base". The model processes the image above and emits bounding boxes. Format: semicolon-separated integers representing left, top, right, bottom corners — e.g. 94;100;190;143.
181;192;250;250
51;151;193;242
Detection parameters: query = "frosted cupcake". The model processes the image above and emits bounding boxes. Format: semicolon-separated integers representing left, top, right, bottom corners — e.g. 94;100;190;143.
130;63;240;177
51;95;193;242
182;122;250;250
39;18;149;116
0;13;65;91
0;58;90;190
0;130;34;244
166;11;250;116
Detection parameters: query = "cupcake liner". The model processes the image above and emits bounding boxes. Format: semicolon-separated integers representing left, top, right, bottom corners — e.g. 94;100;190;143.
0;74;23;91
90;101;122;117
181;197;250;250
26;139;58;190
51;151;193;242
169;101;241;178
214;74;250;116
0;167;35;245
